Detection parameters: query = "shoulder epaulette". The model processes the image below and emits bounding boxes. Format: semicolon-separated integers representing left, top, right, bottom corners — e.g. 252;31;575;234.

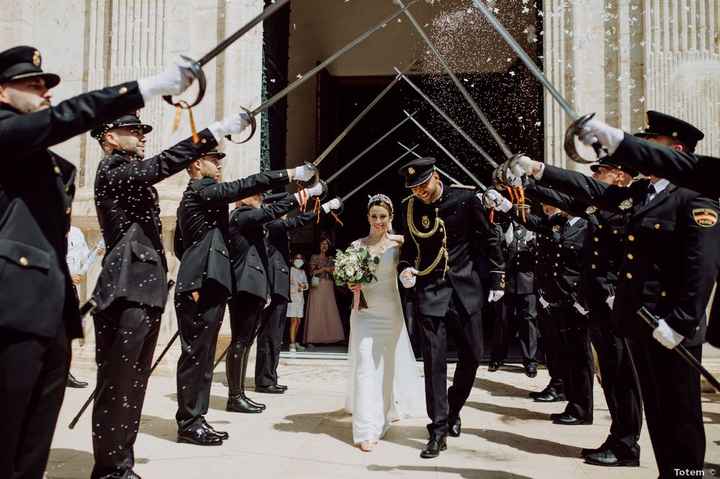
449;184;476;190
402;194;414;204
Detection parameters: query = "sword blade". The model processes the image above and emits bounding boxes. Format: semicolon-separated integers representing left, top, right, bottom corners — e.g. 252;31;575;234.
396;69;498;168
471;0;579;120
396;0;512;159
403;111;487;191
396;141;463;185
342;145;420;202
251;1;418;116
326;112;417;184
199;0;291;66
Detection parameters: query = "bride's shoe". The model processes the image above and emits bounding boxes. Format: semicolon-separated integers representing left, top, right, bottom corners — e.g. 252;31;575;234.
359;441;375;452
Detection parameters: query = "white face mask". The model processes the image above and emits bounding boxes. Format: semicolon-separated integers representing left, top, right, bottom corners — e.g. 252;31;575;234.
293;260;304;268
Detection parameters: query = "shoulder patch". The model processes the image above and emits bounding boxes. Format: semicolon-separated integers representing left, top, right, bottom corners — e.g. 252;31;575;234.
692;208;718;228
449;184;476;190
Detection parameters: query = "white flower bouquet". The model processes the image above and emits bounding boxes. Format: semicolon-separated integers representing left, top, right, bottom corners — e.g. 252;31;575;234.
333;244;379;311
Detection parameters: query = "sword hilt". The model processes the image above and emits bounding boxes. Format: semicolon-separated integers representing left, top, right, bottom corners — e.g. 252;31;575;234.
224;106;257;144
564;112;605;165
162;55;207;109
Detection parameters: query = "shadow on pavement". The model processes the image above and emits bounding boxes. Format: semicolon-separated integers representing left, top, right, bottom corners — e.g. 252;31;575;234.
465;401;550;423
367;464;532;478
46;448;148;479
467;427;582;459
473;377;535;398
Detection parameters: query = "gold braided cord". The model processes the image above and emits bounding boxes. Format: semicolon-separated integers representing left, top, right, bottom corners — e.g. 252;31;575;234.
406;198;449;277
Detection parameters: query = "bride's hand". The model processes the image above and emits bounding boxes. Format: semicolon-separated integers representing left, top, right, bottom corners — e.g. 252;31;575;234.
348;283;362;292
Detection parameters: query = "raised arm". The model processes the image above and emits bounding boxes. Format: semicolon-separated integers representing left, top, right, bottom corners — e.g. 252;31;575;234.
540;165;632;214
197;170;290;203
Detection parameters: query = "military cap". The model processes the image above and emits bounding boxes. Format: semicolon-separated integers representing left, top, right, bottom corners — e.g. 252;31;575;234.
198;149;225;160
90;113;153;140
398;157;436;188
636;110;704;152
0;46;60;88
590;157;638;178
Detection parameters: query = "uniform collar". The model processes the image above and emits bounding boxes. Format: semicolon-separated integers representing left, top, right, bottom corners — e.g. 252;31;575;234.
567;216;581;227
650;178;670;194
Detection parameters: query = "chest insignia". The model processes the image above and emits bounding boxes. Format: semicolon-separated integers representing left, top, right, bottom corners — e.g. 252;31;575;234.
552;225;560;233
421;215;431;228
585;205;598;215
618;198;633;210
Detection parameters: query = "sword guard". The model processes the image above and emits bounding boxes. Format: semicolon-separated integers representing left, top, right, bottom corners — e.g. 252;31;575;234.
162;55;207;109
564;112;606;165
225;106;257;144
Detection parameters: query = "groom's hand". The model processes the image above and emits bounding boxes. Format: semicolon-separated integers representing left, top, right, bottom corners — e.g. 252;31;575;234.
399;267;418;288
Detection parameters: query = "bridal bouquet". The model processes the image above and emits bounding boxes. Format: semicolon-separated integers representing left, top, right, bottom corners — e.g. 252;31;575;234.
333;244;380;311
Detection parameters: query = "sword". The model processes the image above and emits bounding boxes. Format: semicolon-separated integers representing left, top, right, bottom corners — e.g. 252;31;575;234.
396;141;469;187
163;0;291;109
637;306;720;392
470;0;604;164
395;0;513;160
229;1;419;144
395;69;497;168
326;112;417;184
401;111;488;191
342;145;420;202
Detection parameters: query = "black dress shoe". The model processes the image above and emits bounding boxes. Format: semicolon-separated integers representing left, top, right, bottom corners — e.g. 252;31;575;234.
201;417;229;440
448;417;461;437
66;372;88;388
488;360;502;372
551;412;592;425
585;449;639;467
524;362;538;378
275;383;288;391
581;438;612;458
226;395;263;413
177;423;223;446
255;384;285;394
420;437;447;459
534;390;566;402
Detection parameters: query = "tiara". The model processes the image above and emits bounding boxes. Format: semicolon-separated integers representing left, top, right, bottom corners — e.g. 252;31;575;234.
368;193;394;214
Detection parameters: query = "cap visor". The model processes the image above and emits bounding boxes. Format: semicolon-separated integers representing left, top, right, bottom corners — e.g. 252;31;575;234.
405;172;434;189
10;71;60;88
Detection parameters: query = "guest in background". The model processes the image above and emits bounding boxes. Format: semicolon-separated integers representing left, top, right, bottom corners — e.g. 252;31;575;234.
288;253;309;352
304;238;345;346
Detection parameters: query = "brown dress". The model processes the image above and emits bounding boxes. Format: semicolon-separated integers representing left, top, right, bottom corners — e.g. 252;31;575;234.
304;254;345;344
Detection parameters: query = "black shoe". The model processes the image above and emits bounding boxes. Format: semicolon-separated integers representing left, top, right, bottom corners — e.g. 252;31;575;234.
98;471;142;479
581;438;612;458
177;423;224;446
66;372;88;388
226;395;263;413
255;384;285;394
524;362;538;378
528;384;555;399
448;417;461;437
201;417;229;440
276;383;288;391
420;437;447;459
551;412;592;425
243;394;266;409
488;360;502;372
534;389;565;402
585;449;639;467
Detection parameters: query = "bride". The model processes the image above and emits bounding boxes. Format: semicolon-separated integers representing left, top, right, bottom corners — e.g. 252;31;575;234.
345;194;426;452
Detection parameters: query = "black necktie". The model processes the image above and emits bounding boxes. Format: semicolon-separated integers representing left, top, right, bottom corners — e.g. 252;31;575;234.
642;184;656;206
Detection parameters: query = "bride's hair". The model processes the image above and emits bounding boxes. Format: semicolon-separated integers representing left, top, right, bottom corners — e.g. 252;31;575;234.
367;193;393;216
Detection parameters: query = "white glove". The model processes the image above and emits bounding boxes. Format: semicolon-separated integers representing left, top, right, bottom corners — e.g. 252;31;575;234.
293;164;316;182
509;155;542;178
538;296;550;309
605;295;615;310
138;57;195;102
488;290;505;303
304;182;324;198
578;118;624;155
321;198;342;213
480;189;512;213
573;301;589;316
208;112;251;140
652;319;685;349
399;267;418;288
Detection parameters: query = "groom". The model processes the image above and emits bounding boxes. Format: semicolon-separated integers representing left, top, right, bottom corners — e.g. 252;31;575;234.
397;157;505;458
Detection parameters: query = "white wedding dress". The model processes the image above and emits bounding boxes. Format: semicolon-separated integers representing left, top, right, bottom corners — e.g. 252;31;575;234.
344;239;426;444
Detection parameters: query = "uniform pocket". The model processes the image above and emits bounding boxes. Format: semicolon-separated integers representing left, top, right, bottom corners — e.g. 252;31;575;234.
0;239;51;271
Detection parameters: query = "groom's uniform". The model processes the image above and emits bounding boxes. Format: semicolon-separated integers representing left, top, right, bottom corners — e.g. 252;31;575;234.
398;158;505;441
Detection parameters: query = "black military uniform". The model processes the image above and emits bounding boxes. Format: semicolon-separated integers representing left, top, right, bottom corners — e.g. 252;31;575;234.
255;207;316;392
0;46;145;479
489;220;538;374
91;115;218;478
173;152;292;444
226;193;299;413
526;175;643;464
541;125;720;477
397;158;504;455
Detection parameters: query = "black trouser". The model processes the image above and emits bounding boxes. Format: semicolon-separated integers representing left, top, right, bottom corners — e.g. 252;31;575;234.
91;301;161;479
555;305;594;420
255;299;288;388
629;332;704;478
228;293;266;346
490;292;538;364
537;302;565;392
589;322;642;458
418;293;482;439
174;290;226;429
0;325;69;479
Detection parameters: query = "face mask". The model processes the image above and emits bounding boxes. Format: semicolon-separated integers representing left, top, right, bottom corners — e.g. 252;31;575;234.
293;260;304;268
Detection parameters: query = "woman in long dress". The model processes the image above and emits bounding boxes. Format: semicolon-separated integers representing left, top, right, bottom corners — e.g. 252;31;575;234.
345;194;426;452
304;238;345;345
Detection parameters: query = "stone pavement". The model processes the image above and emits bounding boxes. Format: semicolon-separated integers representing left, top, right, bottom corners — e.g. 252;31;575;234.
49;358;720;479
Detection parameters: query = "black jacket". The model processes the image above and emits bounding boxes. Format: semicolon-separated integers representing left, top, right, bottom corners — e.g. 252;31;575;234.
265;212;316;301
228;194;299;300
174;171;290;296
0;81;144;338
542;164;720;344
93;129;218;312
399;184;505;317
502;222;535;295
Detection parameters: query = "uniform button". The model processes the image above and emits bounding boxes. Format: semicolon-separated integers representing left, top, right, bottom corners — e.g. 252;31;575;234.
613;229;618;234
591;264;596;269
598;225;603;229
554;262;558;266
594;251;599;256
119;86;128;94
19;257;29;266
593;237;599;242
654;224;661;229
201;138;207;144
53;166;61;175
627;235;635;241
625;272;633;279
556;253;560;257
661;291;667;297
553;272;557;276
627;253;634;260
